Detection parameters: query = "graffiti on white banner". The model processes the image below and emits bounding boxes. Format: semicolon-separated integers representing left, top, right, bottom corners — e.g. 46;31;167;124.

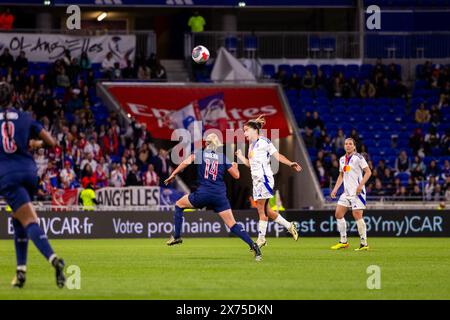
0;33;136;63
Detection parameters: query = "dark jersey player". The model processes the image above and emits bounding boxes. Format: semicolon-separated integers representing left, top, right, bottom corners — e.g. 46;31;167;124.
164;133;262;261
0;82;65;288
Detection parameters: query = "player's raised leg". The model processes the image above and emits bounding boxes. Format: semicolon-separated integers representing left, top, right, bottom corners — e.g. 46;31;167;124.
167;194;193;246
331;204;349;250
353;210;369;251
265;201;299;241
218;209;262;261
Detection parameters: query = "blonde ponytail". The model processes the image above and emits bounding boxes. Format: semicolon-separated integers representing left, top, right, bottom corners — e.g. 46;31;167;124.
205;133;223;151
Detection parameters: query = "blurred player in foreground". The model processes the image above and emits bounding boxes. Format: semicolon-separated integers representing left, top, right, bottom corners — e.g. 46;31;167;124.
235;115;301;248
0;82;66;288
164;133;262;261
330;138;372;251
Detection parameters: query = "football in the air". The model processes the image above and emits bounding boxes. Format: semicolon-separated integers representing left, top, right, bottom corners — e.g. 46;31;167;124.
192;45;210;64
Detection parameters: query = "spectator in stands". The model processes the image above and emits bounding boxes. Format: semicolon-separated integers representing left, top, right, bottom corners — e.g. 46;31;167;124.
332;129;345;153
126;163;143;186
410;185;422;200
424;126;440;155
37;176;53;201
60;160;77;189
81;163;96;188
14;51;28;71
34;148;48;178
429;104;442;127
377;78;392;98
0;9;14;30
342;77;358;99
350;128;362;150
314;160;327;188
137;62;151;80
79;51;92;70
415;103;430;123
143;164;159;187
441;160;450;181
0;48;14;69
302;69;315;89
331;75;343;98
138;143;151;169
445;178;450;201
56;68;70;88
122;59;135;79
94;163;108;188
386;63;400;81
382;168;394;190
393;185;408;201
112;62;122;79
80;152;98;172
288;72;302;91
310;111;324;131
152;61;167;80
110;163;125;188
426;160;440;179
275;69;289;88
372;58;385;79
410;156;426;179
425;176;437;201
360;79;376;98
395;150;411;175
152;148;171;185
303;127;316;149
433;184;443;202
101;52;115;79
329;159;340;184
102;128;119;156
315;70;327;90
372;178;386;197
68;58;80;85
188;11;206;33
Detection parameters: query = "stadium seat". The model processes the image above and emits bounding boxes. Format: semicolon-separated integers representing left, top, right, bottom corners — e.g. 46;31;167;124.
292;65;306;77
262;64;276;78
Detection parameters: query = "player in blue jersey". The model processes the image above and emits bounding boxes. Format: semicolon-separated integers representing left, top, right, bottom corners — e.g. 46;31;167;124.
0;82;66;288
164;133;262;261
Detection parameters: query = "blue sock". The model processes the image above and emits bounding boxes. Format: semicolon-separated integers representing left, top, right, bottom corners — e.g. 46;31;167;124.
174;206;184;239
25;223;55;262
230;224;254;247
12;219;28;269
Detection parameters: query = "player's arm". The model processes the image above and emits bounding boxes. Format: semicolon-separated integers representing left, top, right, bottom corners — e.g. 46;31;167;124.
356;166;372;195
164;154;195;185
235;149;250;167
330;172;343;199
227;162;240;179
272;151;302;172
30;129;56;149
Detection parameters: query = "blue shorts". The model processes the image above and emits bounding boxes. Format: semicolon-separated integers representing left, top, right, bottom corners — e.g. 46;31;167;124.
0;171;38;212
188;190;231;213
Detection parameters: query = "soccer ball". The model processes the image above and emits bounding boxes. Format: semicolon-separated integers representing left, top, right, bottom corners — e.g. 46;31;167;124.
192;45;210;64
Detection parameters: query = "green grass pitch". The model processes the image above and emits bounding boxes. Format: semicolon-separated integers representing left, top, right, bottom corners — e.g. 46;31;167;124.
0;238;449;300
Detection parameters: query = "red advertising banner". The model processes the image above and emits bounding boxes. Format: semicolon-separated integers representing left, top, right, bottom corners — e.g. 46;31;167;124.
52;189;79;210
106;85;291;140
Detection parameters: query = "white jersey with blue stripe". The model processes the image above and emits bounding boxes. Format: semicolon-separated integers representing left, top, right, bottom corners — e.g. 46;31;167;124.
339;152;369;197
248;136;278;179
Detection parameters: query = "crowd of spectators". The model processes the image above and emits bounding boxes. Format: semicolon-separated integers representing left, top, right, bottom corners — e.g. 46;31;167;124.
300;60;450;202
0;48;173;202
278;58;408;100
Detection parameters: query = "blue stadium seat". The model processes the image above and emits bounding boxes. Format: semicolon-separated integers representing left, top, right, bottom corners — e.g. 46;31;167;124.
278;64;292;77
333;64;346;75
316;97;329;105
292;65;306;77
362;105;376;114
320;64;333;78
347;105;361;114
332;105;347;114
347;97;361;106
306;64;318;76
262;64;275;78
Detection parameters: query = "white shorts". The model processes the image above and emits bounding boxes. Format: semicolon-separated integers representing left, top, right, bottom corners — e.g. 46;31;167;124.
337;194;367;210
252;175;274;200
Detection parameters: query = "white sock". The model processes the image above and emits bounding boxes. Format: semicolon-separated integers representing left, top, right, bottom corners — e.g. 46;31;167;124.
337;218;347;243
274;214;291;230
17;265;27;272
356;219;368;246
258;220;268;240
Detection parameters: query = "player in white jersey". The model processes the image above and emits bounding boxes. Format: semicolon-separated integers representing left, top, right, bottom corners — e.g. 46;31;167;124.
236;115;302;248
330;138;372;251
